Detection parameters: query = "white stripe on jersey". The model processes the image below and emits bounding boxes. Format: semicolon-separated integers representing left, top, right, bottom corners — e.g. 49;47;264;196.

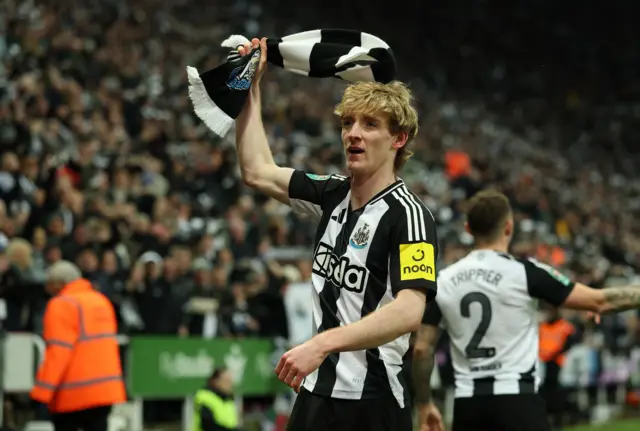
398;187;427;240
304;183;425;408
379;267;410;406
305;191;389;398
302;179;435;408
392;187;427;242
434;250;540;398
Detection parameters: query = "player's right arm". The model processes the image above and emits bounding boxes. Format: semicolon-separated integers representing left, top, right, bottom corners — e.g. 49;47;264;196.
235;38;294;205
236;38;347;217
522;258;640;313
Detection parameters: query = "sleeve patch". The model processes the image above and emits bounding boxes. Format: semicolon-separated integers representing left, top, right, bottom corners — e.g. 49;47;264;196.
534;260;572;286
306;173;331;181
399;242;436;282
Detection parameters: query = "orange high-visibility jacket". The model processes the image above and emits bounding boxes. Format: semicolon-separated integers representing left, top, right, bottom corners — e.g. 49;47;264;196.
30;279;127;413
539;319;575;367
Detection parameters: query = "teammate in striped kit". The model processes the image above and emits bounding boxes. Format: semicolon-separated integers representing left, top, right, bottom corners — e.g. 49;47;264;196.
413;190;640;431
235;39;437;430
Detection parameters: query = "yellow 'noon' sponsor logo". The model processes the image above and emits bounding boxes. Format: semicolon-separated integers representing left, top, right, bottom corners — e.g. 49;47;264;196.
399;242;436;282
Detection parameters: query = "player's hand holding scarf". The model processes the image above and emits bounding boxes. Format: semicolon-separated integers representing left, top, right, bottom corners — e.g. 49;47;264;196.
187;29;397;138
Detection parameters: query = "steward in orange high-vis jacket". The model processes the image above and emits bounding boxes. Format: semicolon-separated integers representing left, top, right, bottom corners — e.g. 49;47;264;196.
30;261;126;431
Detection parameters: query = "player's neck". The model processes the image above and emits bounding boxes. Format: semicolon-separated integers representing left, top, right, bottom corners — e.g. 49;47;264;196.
350;169;397;210
474;241;509;254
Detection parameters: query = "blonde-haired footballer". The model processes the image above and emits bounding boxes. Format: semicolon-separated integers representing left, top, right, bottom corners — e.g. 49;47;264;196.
235;38;439;431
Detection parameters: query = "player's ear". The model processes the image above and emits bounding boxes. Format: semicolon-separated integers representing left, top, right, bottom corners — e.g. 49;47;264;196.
504;217;514;237
391;132;408;150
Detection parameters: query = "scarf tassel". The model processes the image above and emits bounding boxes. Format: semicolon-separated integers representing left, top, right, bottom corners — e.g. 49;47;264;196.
186;66;236;138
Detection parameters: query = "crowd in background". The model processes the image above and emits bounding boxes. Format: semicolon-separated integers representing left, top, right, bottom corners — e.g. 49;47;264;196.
1;0;639;428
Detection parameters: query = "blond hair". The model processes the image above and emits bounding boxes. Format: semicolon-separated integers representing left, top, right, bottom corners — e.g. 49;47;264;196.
334;81;419;171
5;238;33;270
6;238;32;260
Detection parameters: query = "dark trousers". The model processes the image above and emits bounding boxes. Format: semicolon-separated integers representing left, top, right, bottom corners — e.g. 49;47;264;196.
51;405;111;431
453;394;552;431
287;389;412;431
540;361;568;428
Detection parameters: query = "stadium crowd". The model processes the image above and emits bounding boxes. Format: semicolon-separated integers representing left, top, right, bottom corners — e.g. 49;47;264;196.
1;0;639;428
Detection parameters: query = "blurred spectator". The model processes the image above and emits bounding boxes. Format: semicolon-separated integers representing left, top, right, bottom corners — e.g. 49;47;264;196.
219;261;266;338
283;261;314;347
0;238;45;332
192;368;239;431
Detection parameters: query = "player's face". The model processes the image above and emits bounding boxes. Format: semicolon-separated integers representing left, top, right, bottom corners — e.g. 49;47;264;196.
340;112;404;176
215;369;235;394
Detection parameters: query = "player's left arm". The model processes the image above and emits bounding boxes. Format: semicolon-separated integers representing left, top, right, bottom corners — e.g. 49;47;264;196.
388;200;438;302
313;202;438;352
413;303;442;405
524;258;640;313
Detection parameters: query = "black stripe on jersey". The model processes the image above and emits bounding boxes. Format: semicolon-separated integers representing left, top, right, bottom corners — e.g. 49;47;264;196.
266;37;285;68
495;252;515;261
521;258;575;306
518;363;536;394
422;300;443;326
472;376;496;397
361;209;395;398
472;363;536;396
369;182;404;206
313;207;364;394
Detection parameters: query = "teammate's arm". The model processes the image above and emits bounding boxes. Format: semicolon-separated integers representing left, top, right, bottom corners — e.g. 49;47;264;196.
564;283;640;313
414;306;444;431
523;258;640;313
413;304;442;404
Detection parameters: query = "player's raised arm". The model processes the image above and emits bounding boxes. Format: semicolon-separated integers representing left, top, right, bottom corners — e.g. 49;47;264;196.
235;38;294;205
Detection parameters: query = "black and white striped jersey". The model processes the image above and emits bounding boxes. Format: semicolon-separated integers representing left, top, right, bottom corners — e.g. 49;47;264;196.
288;170;438;408
422;250;575;398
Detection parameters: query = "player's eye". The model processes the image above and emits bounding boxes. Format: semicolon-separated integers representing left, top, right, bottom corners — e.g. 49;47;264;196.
341;119;353;127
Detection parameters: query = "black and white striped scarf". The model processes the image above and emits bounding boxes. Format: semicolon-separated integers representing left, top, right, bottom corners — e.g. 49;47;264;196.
186;29;396;138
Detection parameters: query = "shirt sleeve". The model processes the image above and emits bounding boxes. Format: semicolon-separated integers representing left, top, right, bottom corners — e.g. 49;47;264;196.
288;170;347;219
388;200;438;300
523;258;575;306
422;300;443;326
